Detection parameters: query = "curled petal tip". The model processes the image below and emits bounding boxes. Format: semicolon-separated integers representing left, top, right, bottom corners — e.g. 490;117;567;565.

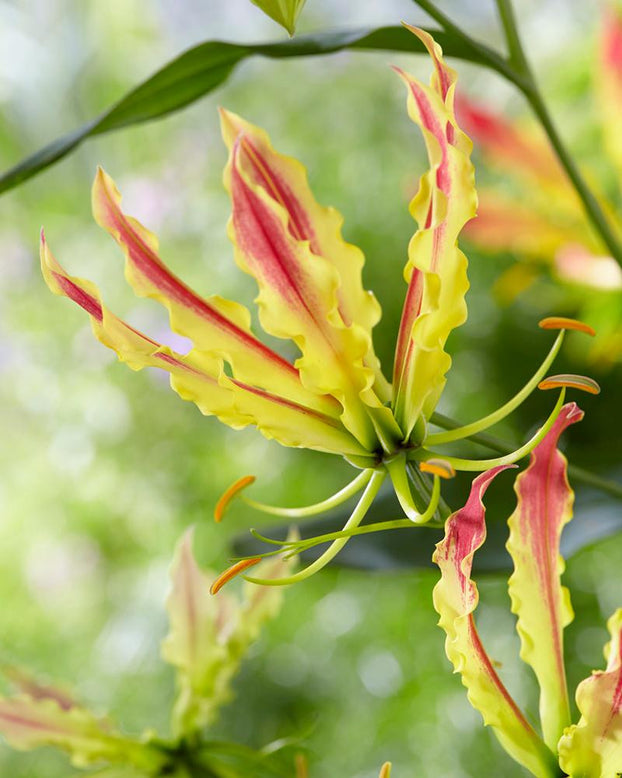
214;475;256;522
420;458;456;479
539;316;596;336
538;374;601;395
210;557;262;595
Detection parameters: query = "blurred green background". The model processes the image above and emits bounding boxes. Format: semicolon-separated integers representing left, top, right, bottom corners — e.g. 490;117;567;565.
1;1;621;776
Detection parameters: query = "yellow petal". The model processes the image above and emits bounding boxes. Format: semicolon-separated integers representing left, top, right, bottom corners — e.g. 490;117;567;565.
0;696;159;770
558;609;622;777
465;192;584;259
220;108;389;402
91;167;339;419
41;234;367;457
506;403;584;749
455;93;566;188
392;28;477;439
224;131;384;449
597;7;622;178
433;466;559;777
554;243;622;291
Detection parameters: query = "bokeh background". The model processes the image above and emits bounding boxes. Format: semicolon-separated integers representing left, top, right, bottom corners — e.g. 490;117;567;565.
1;1;620;776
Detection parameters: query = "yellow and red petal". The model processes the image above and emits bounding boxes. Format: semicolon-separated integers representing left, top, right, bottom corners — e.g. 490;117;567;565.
41;234;367;457
433;465;559;777
554;243;622;291
224;136;382;449
392;28;476;438
91;168;338;419
464;192;583;258
0;695;159;769
219;108;386;399
598;6;622;177
506;402;584;749
558;608;622;776
455;93;565;188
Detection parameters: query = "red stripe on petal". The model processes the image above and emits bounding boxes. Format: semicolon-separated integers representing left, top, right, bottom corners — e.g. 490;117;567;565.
393;267;424;386
231;378;343;428
230;144;326;331
95;174;300;376
53;273;103;321
238;137;317;249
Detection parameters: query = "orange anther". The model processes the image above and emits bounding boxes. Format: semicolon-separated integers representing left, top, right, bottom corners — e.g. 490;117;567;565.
420;458;456;479
210;557;262;595
214;475;256;522
538;317;596;336
379;762;392;778
295;753;309;778
538;374;601;395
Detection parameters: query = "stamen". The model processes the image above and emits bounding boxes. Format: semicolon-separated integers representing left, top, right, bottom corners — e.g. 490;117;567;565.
379;763;392;778
210;557;262;594
417;388;566;472
285;480;442;550
214;475;256;522
538;373;600;395
242;468;373;518
420;458;456;479
539;316;596;336
242;470;386;587
424;330;565;446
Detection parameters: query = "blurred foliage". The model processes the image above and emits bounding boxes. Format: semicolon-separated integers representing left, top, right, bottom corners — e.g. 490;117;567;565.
0;1;620;777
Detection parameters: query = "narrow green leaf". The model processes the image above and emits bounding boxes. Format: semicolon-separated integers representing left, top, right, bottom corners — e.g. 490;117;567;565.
0;26;510;196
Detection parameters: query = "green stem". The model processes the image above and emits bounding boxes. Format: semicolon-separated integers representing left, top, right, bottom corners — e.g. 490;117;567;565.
494;0;622;268
430;412;622;501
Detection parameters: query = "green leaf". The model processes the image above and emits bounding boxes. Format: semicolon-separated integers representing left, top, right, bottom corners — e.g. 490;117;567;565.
249;0;307;35
0;26;509;196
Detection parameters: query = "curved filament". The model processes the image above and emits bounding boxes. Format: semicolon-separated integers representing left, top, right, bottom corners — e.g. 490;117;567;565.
242;468;374;518
418;389;566;472
243;469;386;586
424;331;565;446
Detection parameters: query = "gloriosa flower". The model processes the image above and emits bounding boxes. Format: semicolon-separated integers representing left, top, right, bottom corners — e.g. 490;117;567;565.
0;530;295;775
433;403;622;776
41;28;596;587
457;6;622;364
